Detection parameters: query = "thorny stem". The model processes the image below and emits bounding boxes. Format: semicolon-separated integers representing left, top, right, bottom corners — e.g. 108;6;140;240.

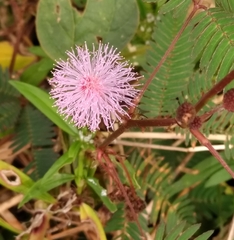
99;118;176;148
128;1;203;116
98;151;145;239
190;129;234;179
99;147;137;198
195;70;234;112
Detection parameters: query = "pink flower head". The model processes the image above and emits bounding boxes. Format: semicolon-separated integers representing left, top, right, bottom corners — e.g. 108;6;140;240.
49;43;140;131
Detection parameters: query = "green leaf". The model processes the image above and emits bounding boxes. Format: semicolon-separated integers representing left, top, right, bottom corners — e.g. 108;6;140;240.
205;165;234;187
115;158;141;189
36;0;75;59
19;173;74;207
141;12;194;117
41;173;74;188
160;0;187;14
9;81;78;136
104;203;125;232
86;177;117;212
19;142;81;206
154;222;166;240
194;230;214;240
0;160;55;205
43;141;81;179
74;0;139;50
164;222;186;240
20;58;54;85
36;0;139;59
177;224;201;240
191;7;234;82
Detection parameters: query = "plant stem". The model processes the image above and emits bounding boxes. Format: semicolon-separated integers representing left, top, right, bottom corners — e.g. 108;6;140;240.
190;128;234;179
99;151;145;239
99;118;176;148
195;70;234;112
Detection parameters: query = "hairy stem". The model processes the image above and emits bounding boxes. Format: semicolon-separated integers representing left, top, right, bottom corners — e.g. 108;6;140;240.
195;70;234;112
99;118;176;148
99;151;145;238
190;128;234;179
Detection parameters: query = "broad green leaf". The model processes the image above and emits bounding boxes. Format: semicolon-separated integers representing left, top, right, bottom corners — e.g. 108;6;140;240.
166;155;223;198
9;81;78;136
86;177;117;212
41;173;74;188
43;141;81;179
36;0;139;59
19;173;74;207
36;0;75;59
0;160;55;204
74;0;139;50
28;46;49;58
20;58;54;86
0;160;34;192
80;203;107;240
19;143;81;206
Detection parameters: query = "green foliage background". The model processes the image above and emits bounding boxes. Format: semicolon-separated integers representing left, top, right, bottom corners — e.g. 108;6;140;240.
1;0;234;239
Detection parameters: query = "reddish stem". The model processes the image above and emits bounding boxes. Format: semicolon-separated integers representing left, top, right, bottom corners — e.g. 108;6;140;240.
127;118;176;128
115;154;136;196
99;152;145;238
195;70;234;112
99;118;176;148
190;128;234;179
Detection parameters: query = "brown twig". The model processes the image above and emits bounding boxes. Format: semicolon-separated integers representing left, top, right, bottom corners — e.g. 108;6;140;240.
97;150;145;239
99;118;176;148
9;0;26;74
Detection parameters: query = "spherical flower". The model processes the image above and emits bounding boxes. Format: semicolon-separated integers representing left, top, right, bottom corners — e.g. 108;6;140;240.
49;43;140;131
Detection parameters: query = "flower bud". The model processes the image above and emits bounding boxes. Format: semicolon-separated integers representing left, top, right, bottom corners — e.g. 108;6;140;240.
223;89;234;112
176;102;196;128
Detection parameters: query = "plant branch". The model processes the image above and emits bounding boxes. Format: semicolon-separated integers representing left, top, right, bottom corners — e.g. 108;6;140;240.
190;128;234;179
99;151;145;239
195;70;234;112
99;118;176;148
